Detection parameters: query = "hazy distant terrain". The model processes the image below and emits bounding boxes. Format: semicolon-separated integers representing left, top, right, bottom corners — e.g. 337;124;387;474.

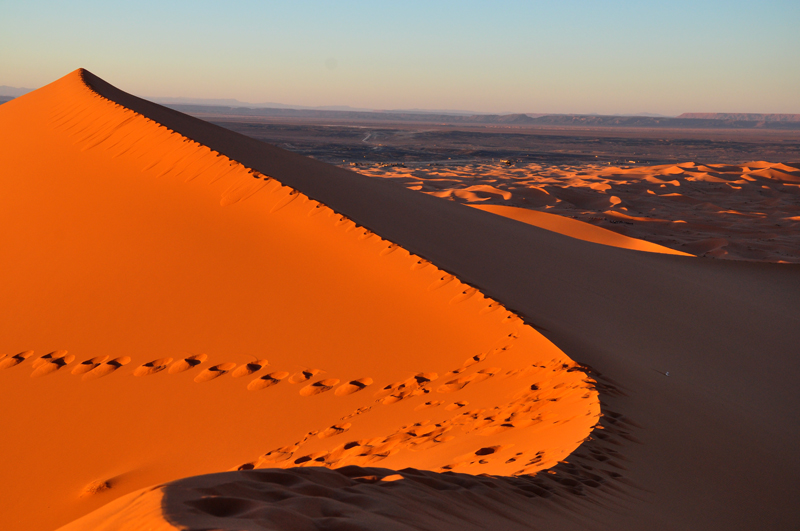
168;104;800;130
0;85;33;97
678;113;800;122
190;114;800;166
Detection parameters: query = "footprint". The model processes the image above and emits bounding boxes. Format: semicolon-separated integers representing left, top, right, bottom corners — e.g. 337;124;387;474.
307;201;327;217
414;373;438;384
83;357;132;381
231;359;268;378
335;377;373;396
31;353;75;377
450;287;478;304
470;367;502;384
299;379;340;396
0;350;34;370
133;357;174;376
341;406;372;421
318;423;352;439
480;424;517;435
247;371;289;391
437;374;476;393
32;350;69;370
442;368;466;380
168;354;208;374
194;362;237;383
410;259;431;271
270;189;300;213
375;373;437;398
462;353;486;368
415;400;443;411
72;356;110;375
479;302;504;315
428;274;455;291
288;369;321;384
379;243;399;256
375;372;437;404
474;445;512;456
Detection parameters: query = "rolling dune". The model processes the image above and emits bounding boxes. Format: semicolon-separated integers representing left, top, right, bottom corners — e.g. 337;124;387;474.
357;160;800;262
1;70;799;531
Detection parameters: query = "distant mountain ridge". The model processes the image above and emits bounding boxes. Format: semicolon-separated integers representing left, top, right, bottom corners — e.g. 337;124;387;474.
678;113;800;122
149;96;377;112
0;84;796;125
0;85;33;97
165;104;800;130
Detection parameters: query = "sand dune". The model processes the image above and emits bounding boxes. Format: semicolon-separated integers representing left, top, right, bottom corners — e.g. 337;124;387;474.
0;70;598;530
469;204;691;256
2;70;799;531
357;159;800;262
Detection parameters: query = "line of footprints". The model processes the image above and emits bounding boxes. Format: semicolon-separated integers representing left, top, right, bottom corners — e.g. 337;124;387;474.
0;350;364;394
0;347;518;399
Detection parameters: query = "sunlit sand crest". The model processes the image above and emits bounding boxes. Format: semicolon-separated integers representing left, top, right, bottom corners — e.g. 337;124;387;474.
0;70;600;530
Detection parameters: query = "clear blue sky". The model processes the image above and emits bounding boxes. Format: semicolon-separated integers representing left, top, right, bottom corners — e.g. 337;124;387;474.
2;0;798;115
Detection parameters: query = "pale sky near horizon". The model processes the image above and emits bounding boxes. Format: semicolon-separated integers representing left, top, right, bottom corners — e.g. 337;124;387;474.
1;0;798;115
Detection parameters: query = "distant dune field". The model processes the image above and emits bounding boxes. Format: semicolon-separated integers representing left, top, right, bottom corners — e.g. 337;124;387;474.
356;160;800;262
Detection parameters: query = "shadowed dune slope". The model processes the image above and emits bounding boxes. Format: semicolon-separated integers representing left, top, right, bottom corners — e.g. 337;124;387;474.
0;71;599;531
3;70;800;531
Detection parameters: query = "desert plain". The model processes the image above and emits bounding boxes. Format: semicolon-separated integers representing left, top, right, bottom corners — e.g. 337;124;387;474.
1;69;799;531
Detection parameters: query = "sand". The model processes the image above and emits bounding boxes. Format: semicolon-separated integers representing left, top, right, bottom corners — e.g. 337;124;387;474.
1;70;799;531
355;160;800;262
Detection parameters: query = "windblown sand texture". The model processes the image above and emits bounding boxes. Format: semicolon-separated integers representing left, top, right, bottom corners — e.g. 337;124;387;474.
356;160;800;262
0;70;598;530
1;71;799;531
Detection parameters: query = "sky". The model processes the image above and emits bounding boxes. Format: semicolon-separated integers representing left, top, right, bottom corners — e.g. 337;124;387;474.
1;0;799;115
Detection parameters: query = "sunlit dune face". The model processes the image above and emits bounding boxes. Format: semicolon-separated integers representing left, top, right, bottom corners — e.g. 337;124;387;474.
355;160;800;262
0;70;599;531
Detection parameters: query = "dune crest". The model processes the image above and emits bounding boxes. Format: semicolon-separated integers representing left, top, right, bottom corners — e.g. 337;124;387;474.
470;204;692;256
0;70;599;530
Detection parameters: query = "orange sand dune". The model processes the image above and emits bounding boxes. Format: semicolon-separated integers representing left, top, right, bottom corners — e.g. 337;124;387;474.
0;70;597;530
3;70;800;531
470;204;692;256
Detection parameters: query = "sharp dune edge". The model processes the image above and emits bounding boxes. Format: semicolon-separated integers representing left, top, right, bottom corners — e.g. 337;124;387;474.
469;205;693;257
0;71;797;530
